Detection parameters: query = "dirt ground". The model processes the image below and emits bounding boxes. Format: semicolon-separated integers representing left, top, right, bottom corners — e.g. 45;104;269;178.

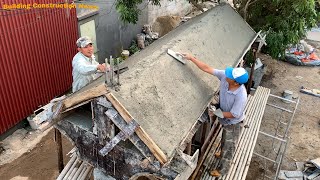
246;53;320;179
0;129;73;180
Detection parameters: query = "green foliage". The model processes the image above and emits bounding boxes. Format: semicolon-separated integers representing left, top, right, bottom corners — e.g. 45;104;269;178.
115;0;319;58
245;49;255;66
115;57;124;65
107;57;124;65
245;0;318;59
115;0;161;24
129;40;139;55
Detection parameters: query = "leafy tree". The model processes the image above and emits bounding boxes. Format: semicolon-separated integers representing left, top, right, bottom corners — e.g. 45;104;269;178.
115;0;204;24
234;0;318;59
115;0;318;59
115;0;160;24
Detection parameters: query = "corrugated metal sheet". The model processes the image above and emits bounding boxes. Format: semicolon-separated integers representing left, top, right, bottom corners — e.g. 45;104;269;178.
0;0;78;134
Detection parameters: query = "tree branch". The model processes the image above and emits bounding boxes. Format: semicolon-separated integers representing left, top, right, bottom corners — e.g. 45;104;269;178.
243;0;252;20
249;0;259;6
190;0;204;12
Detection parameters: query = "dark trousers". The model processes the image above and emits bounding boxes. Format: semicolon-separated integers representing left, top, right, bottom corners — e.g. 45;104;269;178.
218;123;241;175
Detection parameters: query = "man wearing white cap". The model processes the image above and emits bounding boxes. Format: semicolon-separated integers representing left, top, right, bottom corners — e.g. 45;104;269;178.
72;36;106;92
182;53;249;178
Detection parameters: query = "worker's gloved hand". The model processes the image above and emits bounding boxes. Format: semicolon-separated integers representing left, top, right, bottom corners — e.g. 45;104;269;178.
97;64;106;72
208;105;216;117
213;108;224;118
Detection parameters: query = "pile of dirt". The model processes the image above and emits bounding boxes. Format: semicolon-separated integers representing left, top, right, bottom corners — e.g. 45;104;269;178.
152;16;181;37
0;129;73;180
0;128;52;166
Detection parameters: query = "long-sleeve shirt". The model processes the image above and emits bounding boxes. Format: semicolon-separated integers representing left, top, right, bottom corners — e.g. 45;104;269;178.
72;52;99;92
213;69;247;125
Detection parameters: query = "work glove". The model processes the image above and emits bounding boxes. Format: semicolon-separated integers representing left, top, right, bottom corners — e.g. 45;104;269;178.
213;108;224;118
209;105;224;118
208;105;224;118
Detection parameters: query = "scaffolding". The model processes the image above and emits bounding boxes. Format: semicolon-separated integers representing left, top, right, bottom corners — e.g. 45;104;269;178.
253;93;300;180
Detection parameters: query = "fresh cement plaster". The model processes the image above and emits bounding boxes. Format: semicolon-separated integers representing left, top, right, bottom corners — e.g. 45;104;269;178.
73;3;256;159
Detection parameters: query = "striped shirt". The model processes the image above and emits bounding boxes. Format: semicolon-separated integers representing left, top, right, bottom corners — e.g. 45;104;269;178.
213;69;247;125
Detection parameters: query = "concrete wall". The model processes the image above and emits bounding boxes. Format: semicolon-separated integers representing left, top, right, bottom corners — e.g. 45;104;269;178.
76;0;148;63
76;0;191;63
147;0;192;24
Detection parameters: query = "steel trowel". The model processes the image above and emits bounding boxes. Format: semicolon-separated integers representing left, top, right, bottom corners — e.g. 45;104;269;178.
167;49;186;64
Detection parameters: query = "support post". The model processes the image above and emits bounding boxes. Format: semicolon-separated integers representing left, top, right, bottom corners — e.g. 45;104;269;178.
247;49;257;94
55;128;64;172
93;97;115;145
186;142;192;155
200;121;208;147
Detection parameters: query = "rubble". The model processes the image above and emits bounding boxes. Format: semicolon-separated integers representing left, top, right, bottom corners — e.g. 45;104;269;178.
279;158;320;180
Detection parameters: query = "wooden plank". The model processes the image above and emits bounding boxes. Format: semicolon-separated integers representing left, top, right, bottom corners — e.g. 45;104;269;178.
105;108;153;159
135;127;168;164
105;93;131;122
63;83;109;110
186;142;192;155
241;88;270;180
236;89;269;179
201;143;221;180
201;122;208;146
225;87;269;180
195;95;255;180
200;119;218;156
105;93;168;165
225;88;263;180
195;87;270;180
62;100;91;113
190;123;222;180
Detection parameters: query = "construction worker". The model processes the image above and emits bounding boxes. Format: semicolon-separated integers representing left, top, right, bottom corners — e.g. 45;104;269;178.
182;53;249;178
72;36;107;92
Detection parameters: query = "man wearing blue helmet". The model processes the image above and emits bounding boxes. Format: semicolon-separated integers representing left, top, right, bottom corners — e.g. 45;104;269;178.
182;53;249;178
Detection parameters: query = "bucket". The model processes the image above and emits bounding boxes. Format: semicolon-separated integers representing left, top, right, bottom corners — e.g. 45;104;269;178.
27;114;38;130
121;50;130;59
282;90;293;103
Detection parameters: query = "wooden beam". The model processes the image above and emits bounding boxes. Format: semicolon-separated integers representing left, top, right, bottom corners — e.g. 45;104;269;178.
200;119;219;155
190;124;222;180
200;122;208;146
55;128;64;173
186;142;192;155
63;84;108;110
105;108;153;159
105;93;168;165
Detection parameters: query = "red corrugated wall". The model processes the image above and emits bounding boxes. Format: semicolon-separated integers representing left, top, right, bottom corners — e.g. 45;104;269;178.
0;0;78;134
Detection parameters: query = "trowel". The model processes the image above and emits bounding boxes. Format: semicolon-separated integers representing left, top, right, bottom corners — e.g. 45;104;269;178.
167;49;186;64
